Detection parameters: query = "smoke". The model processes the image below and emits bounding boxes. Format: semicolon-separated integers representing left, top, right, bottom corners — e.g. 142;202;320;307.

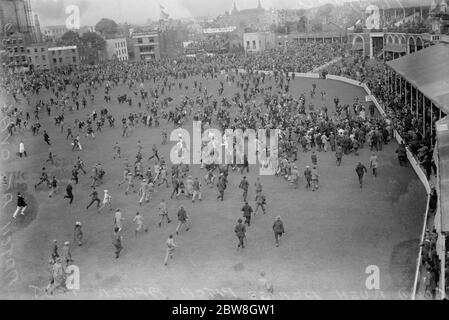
31;0;89;22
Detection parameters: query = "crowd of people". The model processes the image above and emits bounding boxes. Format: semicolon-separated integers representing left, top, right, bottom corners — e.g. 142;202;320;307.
323;54;448;299
0;39;440;297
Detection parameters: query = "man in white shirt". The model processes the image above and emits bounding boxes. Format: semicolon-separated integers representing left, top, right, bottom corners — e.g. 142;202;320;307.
369;152;379;177
163;234;178;266
19;140;27;157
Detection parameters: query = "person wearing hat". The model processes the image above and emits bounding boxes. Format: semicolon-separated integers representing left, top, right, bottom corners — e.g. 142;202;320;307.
311;166;320;191
369;151;379;177
304;166;312;189
133;212;148;236
114;208;125;231
164;234;178;266
34;167;50;190
241;201;254;226
112;227;123;259
254;177;263;200
175;205;190;235
12;192;27;219
234;218;247;249
139;179;151;206
74;222;83;246
335;145;343;166
238;176;249;202
216;176;226;201
290;166;299;189
98;189;112;212
51;239;59;261
192;177;202;202
355;161;368;189
273;216;285;247
158;198;172;227
64;180;74;204
86;187;101;210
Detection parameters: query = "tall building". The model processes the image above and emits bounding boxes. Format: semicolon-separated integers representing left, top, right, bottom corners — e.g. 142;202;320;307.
105;38;129;61
42;25;69;42
33;14;42;43
131;32;160;61
216;0;271;32
48;45;79;70
26;43;49;70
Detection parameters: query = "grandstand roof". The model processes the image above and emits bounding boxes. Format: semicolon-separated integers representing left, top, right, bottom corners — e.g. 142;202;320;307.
387;44;449;114
436;116;449;233
373;0;434;9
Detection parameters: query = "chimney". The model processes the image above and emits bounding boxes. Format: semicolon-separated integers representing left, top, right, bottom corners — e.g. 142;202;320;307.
34;14;42;43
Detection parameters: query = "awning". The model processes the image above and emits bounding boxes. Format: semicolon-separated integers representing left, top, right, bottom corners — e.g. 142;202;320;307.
436;116;449;233
384;44;407;53
387;44;449;114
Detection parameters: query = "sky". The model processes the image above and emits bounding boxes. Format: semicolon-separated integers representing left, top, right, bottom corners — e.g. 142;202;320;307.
30;0;353;27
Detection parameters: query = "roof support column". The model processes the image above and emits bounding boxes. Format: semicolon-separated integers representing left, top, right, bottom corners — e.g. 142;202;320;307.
423;94;426;138
430;102;433;145
416;87;419;118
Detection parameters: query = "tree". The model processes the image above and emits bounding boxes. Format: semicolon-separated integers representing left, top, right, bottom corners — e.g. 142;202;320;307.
95;18;118;37
60;30;80;45
81;32;106;50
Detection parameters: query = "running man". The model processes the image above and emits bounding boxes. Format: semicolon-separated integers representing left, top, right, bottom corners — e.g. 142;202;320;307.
133;212;148;236
158;198;172;227
98;189;112;212
175;205;190;235
355;162;368;188
163;235;178;266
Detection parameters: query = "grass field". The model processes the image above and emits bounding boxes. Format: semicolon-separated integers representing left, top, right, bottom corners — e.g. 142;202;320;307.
0;73;427;299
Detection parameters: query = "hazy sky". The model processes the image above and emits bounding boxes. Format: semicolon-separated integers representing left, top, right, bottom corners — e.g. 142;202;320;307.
30;0;352;26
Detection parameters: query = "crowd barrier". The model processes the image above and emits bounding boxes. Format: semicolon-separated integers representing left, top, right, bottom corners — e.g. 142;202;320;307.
233;67;432;299
323;72;432;299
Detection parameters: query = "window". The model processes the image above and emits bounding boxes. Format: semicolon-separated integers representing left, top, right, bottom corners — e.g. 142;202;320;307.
27;49;30;53
53;58;57;63
72;49;75;53
34;48;38;53
72;57;76;62
139;45;154;53
41;48;45;52
20;47;24;52
59;57;63;63
42;55;46;61
149;38;154;43
14;47;18;53
246;41;250;47
52;51;55;55
137;38;143;44
35;56;38;61
22;56;26;61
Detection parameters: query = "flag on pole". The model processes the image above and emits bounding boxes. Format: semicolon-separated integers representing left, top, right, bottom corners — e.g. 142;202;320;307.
160;4;169;20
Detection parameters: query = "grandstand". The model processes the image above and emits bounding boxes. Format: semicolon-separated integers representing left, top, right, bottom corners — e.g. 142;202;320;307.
385;42;449;299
